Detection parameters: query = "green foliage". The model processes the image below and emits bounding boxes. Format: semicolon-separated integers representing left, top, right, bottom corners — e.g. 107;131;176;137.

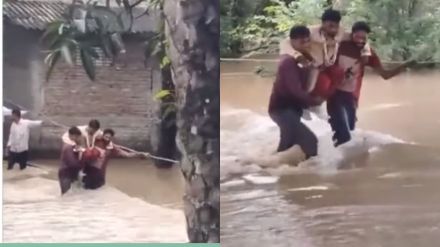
241;0;327;54
43;1;127;81
154;89;172;100
220;0;270;56
223;0;440;63
344;0;440;62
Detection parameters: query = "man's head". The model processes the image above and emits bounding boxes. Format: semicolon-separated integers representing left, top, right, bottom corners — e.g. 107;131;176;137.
11;109;21;123
289;25;311;53
321;9;342;38
102;128;115;143
68;126;82;144
87;119;100;135
351;21;371;48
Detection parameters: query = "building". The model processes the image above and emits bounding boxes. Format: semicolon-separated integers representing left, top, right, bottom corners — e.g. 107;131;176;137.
3;0;164;156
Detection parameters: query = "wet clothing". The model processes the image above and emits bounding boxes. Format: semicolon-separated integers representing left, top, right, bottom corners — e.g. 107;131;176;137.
310;64;345;99
327;90;357;146
58;144;83;194
7;119;42;153
7;119;41;170
7;151;28;170
61;125;103;148
269;55;318;158
269;55;314;112
327;41;383;146
279;27;371;99
336;41;382;102
82;138;132;190
269;109;318;158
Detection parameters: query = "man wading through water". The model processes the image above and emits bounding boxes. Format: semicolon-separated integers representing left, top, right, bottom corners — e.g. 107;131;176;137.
58;127;84;194
328;21;412;146
6;109;42;170
279;9;372;120
81;128;146;190
269;25;323;160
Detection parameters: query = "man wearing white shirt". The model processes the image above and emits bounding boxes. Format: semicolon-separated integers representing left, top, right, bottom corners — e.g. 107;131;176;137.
61;119;103;148
6;109;42;170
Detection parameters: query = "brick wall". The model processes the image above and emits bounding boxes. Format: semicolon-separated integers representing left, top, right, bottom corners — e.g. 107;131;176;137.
35;35;162;155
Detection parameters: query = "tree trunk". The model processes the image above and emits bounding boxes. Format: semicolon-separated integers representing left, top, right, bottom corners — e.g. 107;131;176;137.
153;62;178;169
163;0;220;243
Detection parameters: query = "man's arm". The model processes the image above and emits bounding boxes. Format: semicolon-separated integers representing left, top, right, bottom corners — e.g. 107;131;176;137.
24;119;43;128
113;145;143;158
7;125;12;147
62;145;82;168
368;51;409;80
279;58;322;107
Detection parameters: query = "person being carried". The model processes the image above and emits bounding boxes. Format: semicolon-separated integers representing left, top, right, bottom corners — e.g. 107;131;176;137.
327;21;412;146
61;119;103;161
58;126;84;194
6;109;42;170
269;25;323;161
61;119;103;148
81;128;147;190
279;9;371;120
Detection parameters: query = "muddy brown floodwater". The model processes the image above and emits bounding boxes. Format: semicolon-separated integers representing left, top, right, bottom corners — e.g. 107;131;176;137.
3;160;187;242
220;60;440;247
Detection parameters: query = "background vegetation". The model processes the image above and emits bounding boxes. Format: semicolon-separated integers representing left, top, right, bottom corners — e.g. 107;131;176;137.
220;0;440;63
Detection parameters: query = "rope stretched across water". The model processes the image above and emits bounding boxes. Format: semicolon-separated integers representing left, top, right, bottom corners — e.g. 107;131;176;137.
48;118;179;164
4;101;178;164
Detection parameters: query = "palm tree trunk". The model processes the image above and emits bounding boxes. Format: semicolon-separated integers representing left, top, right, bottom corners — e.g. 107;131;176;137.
163;0;220;243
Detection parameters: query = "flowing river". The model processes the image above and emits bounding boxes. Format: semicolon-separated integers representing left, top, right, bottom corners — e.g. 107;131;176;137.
3;160;187;243
220;59;440;247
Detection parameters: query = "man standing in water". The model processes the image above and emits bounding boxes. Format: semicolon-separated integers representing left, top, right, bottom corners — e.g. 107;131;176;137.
279;9;371;119
59;126;84;194
328;21;412;146
82;128;146;189
6;109;42;170
269;25;323;159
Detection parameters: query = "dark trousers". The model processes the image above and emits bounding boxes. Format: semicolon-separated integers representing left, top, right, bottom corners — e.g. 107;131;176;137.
8;151;28;170
82;165;105;190
58;168;80;195
327;90;357;147
269;109;318;158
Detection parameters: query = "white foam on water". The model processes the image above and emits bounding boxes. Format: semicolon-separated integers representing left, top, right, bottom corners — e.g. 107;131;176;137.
242;175;279;185
378;172;404;179
3;170;188;243
221;107;404;180
287;186;334;192
221;179;246;188
3;166;49;180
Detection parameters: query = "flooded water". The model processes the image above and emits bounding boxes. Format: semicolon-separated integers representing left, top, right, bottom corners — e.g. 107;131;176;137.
220;60;440;247
3;159;187;243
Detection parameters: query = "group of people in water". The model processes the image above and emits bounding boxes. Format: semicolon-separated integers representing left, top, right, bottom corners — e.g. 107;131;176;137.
59;120;148;194
269;9;412;160
6;110;147;194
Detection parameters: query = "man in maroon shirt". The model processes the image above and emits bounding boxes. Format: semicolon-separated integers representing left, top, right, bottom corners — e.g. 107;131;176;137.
269;25;323;158
58;126;84;195
81;128;146;189
328;21;412;146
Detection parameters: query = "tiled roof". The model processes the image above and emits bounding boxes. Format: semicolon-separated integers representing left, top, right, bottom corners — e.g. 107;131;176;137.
3;0;157;33
4;0;66;30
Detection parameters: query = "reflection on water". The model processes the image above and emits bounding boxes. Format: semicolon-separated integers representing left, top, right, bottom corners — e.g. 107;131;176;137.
3;160;187;243
220;61;440;247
